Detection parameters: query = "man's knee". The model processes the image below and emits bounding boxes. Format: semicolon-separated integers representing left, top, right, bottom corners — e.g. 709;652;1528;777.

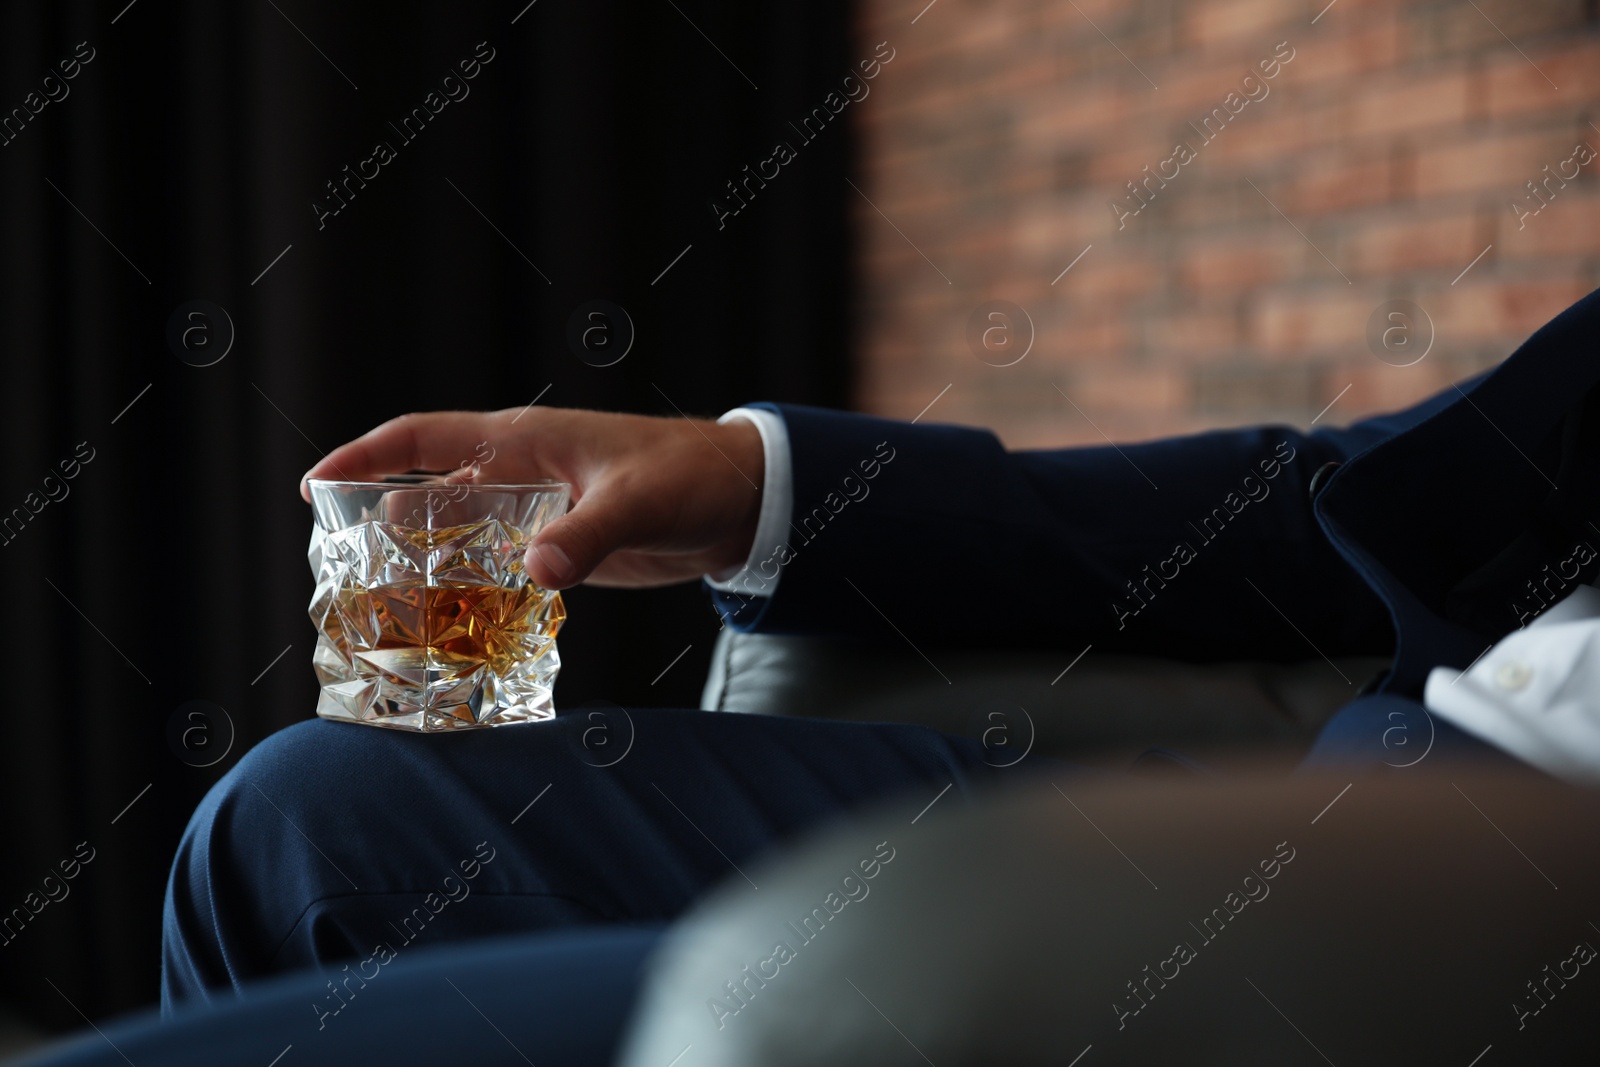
166;719;386;1002
173;724;456;910
191;719;379;844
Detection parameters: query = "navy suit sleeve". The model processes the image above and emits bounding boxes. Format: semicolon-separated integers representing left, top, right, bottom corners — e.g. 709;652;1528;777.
708;381;1472;661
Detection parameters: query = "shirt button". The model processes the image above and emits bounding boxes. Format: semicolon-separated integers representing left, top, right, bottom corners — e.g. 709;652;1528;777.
1493;660;1533;692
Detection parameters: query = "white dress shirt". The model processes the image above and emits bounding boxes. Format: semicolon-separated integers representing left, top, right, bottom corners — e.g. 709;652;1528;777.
1426;583;1600;784
703;407;794;597
701;407;1600;781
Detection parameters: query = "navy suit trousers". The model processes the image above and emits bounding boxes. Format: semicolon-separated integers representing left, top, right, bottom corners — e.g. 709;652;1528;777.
66;708;1046;1065
21;924;665;1067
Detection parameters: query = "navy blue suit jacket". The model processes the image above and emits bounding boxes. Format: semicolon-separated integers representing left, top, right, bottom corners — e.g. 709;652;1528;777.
710;287;1600;774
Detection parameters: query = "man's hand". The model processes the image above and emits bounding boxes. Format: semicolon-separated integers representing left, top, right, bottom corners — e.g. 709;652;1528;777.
299;406;765;590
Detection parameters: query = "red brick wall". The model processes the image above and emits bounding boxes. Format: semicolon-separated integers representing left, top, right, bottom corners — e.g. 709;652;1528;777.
852;0;1600;447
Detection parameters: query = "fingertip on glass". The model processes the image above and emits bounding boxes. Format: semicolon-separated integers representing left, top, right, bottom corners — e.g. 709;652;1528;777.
528;541;574;586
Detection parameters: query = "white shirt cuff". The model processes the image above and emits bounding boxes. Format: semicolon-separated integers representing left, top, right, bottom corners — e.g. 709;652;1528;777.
704;407;793;598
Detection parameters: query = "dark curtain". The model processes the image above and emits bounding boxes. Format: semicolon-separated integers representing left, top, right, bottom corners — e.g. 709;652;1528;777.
0;0;854;1028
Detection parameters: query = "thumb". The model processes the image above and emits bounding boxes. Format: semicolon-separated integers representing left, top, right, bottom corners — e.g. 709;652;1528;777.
524;496;629;589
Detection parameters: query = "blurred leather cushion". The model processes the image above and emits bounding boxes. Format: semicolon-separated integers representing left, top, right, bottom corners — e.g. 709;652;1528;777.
701;628;1387;765
617;765;1592;1066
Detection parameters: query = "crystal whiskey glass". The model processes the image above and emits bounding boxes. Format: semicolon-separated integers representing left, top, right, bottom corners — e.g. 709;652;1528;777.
306;476;571;730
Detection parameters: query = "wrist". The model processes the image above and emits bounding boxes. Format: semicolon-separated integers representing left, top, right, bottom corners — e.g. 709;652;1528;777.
710;417;765;573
